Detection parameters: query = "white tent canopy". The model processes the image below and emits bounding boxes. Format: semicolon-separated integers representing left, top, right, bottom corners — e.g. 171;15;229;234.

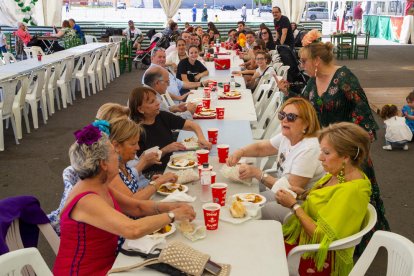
0;0;62;27
159;0;183;24
272;0;307;24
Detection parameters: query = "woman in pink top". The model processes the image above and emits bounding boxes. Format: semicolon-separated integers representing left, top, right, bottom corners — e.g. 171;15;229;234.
53;121;196;275
15;22;32;45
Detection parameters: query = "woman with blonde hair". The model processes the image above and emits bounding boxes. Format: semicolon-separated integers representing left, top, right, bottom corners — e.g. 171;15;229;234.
95;103;130;121
277;30;390;249
277;122;372;275
227;97;325;221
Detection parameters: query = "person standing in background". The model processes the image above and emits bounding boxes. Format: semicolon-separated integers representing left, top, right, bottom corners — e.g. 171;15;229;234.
353;3;364;35
192;4;197;22
241;4;247;22
177;12;181;22
272;6;295;49
406;0;414;15
202;4;208;22
0;27;9;53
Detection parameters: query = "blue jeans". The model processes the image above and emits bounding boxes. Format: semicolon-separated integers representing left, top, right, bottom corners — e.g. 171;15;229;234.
192;14;196;22
0;46;7;53
385;140;408;148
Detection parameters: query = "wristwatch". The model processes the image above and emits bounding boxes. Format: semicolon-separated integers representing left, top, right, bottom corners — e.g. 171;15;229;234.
167;212;175;223
291;203;301;213
149;181;157;189
260;172;269;184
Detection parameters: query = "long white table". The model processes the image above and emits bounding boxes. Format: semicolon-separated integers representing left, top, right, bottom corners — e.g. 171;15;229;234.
0;43;110;80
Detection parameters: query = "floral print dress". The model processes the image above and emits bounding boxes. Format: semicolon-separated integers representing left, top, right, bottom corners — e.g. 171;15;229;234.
288;66;390;254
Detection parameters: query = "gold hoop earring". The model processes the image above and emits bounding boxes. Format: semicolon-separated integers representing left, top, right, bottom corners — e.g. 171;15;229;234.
337;161;346;184
314;66;318;77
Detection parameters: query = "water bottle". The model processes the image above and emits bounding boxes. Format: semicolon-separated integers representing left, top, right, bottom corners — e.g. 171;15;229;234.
215;38;220;47
200;163;212;202
210;88;218;108
230;75;236;90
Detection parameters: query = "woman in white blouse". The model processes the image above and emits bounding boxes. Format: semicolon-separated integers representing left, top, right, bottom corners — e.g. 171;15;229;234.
166;38;187;73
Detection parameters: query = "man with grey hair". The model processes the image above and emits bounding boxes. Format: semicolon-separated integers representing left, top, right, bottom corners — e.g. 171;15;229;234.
143;66;196;120
142;47;206;103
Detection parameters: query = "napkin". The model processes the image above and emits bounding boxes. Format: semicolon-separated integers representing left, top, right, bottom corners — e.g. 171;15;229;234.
160;190;196;202
270;177;297;198
177;221;207;242
220;164;253;186
171;151;197;161
144;146;162;160
176;169;200;184
126;235;166;254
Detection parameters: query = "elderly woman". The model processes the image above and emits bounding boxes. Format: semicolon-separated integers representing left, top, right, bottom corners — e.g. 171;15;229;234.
227;97;325;222
277;122;372;275
53;123;195;275
278;30;390;248
129;86;211;175
166;38;188;73
176;45;209;83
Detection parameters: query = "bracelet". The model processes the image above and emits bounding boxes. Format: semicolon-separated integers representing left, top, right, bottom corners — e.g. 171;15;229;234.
259;171;265;183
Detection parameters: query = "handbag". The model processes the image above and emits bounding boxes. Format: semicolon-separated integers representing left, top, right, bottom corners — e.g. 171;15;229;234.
108;241;231;276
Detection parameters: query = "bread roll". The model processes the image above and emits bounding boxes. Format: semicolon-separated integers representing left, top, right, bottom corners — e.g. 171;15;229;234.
230;201;246;218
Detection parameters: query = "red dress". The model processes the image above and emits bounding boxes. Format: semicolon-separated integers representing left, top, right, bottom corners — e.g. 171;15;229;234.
53;191;121;276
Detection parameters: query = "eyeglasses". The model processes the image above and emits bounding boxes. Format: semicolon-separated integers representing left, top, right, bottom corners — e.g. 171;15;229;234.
255;57;265;61
299;58;308;65
158;79;170;85
253;46;261;50
261;32;268;35
278;111;300;122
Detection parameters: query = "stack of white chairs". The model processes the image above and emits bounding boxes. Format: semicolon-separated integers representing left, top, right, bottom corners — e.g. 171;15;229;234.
57;57;75;108
273;62;283;73
12;74;31;140
25;68;48;129
112;42;121;78
96;46;109;91
109;35;125;43
72;52;93;99
0;78;20;151
104;43;118;84
46;61;62;114
85;35;98;44
2;52;18;64
0;248;53;276
87;49;101;95
253;78;277;118
252;91;283;140
277;65;290;81
42;64;53;116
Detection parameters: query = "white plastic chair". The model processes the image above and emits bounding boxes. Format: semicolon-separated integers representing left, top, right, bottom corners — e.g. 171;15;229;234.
349;231;414;276
277;65;290;81
104;43;117;84
0;248;53;276
273;62;283;73
2;52;18;64
23;46;45;59
25;68;48;129
72;53;92;99
109;35;125;42
57;57;75;108
112;42;121;78
46;61;62;114
252;92;283;140
42;64;53;116
12;74;31;140
87;49;101;95
85;35;98;44
287;204;377;276
96;46;108;91
0;78;19;151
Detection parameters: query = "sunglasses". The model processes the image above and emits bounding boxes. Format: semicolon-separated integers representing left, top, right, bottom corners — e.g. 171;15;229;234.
253;46;261;50
278;111;300;122
261;32;268;35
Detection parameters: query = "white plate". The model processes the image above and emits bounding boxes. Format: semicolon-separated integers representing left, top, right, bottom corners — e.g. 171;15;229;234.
232;193;267;206
167;159;197;170
157;183;189;196
148;223;176;238
219;205;252;224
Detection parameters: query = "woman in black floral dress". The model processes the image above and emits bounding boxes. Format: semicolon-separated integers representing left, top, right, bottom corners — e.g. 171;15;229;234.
278;34;390;254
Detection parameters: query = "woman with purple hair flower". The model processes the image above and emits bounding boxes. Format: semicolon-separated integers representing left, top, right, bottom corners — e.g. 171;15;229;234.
53;122;195;275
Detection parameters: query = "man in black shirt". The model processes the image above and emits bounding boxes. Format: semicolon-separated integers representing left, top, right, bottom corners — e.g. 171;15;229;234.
272;6;295;49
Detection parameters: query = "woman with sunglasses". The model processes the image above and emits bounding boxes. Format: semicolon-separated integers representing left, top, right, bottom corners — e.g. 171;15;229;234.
277;30;390;250
245;51;278;90
227;97;325;222
259;26;276;50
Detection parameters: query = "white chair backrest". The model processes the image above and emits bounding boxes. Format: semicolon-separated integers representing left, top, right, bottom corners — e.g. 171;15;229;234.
109;35;124;42
43;64;53;91
2;52;17;64
85;35;98;44
0;78;18;117
255;78;277;118
49;61;62;88
73;53;91;76
349;231;414;276
89;49;101;73
0;248;53;276
97;47;108;69
15;74;30;109
287;204;377;276
105;44;116;64
273;62;283;73
255;91;282;130
113;42;120;59
28;68;46;99
24;47;35;59
60;57;75;83
277;65;290;81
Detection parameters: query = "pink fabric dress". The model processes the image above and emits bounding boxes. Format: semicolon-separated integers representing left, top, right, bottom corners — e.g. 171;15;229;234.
53;191;121;276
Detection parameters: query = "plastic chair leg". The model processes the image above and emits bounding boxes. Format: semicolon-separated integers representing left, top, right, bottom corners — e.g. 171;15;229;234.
23;105;30;134
79;77;86;99
12;109;23;139
28;101;39;129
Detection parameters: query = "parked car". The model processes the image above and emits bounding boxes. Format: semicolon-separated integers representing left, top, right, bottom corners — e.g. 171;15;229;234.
306;7;330;20
134;3;144;8
116;2;126;9
210;5;222;10
256;6;272;13
221;5;237;11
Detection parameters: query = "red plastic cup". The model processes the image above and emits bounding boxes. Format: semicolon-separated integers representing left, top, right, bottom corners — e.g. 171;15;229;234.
195;104;203;114
221;42;225;47
203;203;221;230
37;54;42;61
206;52;211;59
217;144;229;163
203;88;211;98
207;128;218;144
213;81;218;87
215;46;219;53
211;183;228;206
216;106;225;120
223;83;230;93
198;165;213;176
202;98;211;109
211;171;216;184
196;149;209;165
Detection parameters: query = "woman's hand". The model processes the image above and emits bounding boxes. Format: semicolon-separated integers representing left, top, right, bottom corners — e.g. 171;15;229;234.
172;204;196;222
275;189;297;208
238;164;261;180
198;138;212;150
276;79;290;95
139;152;161;167
231;70;241;75
226;149;244;166
161;142;187;154
153;172;178;187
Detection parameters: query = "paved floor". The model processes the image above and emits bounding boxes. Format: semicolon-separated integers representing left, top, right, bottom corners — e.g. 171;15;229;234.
1;44;413;274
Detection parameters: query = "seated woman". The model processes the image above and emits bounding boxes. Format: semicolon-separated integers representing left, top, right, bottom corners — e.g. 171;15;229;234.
277;122;372;275
176;45;209;94
166;38;188;73
244;51;278;90
51;20;77;51
259;26;276;51
227;98;325;222
53;123;195;275
129;86;211;176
